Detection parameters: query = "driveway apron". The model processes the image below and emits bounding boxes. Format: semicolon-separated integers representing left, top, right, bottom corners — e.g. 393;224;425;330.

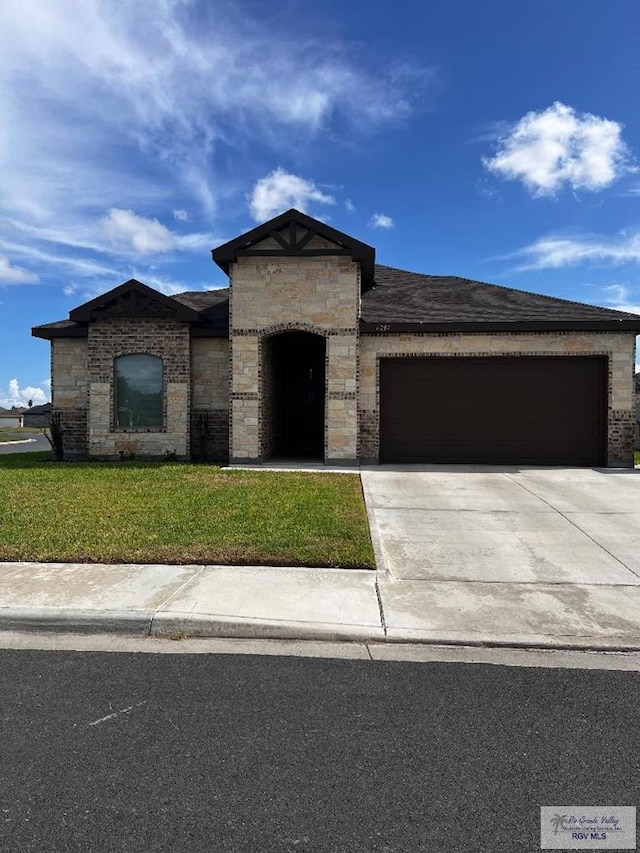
362;466;640;648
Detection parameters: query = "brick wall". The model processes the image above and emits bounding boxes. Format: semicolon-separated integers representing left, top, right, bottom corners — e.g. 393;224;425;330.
87;318;190;459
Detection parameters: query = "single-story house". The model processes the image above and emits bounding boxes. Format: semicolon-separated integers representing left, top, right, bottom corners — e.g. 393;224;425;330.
33;208;640;466
0;408;24;428
22;402;52;428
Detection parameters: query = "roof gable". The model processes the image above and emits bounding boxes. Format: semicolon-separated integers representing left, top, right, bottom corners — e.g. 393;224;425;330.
69;279;202;323
211;208;375;286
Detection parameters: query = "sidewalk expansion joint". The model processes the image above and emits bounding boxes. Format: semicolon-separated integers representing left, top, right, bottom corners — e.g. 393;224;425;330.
374;575;387;637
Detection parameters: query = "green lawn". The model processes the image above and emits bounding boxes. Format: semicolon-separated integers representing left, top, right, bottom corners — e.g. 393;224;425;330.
636;450;640;467
0;452;375;568
0;427;43;442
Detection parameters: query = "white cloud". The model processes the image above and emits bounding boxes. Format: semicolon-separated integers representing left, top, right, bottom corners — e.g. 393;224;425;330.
483;102;631;196
370;213;394;229
0;254;39;284
0;378;49;409
0;238;121;279
0;1;430;239
3;212;214;263
0;2;432;297
508;228;640;271
101;209;175;254
345;199;355;212
599;284;640;316
249;168;335;222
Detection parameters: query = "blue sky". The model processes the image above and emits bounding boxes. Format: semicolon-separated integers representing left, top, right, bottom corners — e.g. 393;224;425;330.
1;0;639;408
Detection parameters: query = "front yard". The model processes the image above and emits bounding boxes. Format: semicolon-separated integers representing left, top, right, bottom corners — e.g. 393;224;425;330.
0;427;42;442
0;452;375;568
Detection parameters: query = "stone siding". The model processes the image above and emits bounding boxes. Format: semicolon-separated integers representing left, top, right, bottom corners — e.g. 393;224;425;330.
52;338;88;408
190;338;229;460
51;338;89;458
191;338;229;408
230;255;360;461
87;318;190;459
359;331;638;467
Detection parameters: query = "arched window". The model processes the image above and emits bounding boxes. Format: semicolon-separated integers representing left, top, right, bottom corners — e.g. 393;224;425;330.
115;355;163;428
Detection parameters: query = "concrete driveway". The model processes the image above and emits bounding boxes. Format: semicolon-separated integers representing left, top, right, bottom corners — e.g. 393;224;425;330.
362;466;640;648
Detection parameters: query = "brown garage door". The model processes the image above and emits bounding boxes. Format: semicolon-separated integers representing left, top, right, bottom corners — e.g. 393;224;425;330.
379;356;607;465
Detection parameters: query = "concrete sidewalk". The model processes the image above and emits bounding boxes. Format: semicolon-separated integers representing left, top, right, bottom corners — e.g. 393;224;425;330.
0;562;384;642
1;556;640;650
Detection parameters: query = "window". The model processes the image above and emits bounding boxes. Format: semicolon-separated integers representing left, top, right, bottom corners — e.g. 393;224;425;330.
115;354;163;428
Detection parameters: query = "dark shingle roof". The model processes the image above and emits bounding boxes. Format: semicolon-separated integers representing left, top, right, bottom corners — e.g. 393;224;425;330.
24;403;52;414
174;288;230;335
32;267;640;339
173;288;229;312
360;265;640;330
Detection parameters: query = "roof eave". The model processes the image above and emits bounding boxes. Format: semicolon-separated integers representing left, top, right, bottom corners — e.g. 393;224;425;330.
360;320;640;334
32;324;87;340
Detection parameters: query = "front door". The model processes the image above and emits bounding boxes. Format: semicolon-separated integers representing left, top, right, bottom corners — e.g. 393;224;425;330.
271;332;326;459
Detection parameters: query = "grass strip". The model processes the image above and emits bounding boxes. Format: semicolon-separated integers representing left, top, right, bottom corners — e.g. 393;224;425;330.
0;452;375;568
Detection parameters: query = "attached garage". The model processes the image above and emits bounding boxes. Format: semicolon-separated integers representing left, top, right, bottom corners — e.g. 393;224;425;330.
379;356;608;466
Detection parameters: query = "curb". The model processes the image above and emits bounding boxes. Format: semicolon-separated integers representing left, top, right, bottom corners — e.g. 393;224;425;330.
151;611;385;642
2;607;640;652
0;607;385;643
0;607;154;635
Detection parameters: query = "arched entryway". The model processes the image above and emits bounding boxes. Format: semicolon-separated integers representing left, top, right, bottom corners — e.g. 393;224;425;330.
263;331;326;460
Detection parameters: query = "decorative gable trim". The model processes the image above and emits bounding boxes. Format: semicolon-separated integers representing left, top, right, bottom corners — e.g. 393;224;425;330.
69;279;202;323
211;208;375;287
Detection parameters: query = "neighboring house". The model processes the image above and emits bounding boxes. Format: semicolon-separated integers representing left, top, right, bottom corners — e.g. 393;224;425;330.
32;208;640;467
22;402;52;428
0;408;24;428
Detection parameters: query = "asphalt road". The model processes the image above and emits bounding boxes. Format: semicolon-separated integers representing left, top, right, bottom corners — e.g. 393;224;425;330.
0;651;637;852
0;433;50;454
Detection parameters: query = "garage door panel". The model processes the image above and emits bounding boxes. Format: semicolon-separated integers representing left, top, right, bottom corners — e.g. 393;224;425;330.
379;356;606;465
